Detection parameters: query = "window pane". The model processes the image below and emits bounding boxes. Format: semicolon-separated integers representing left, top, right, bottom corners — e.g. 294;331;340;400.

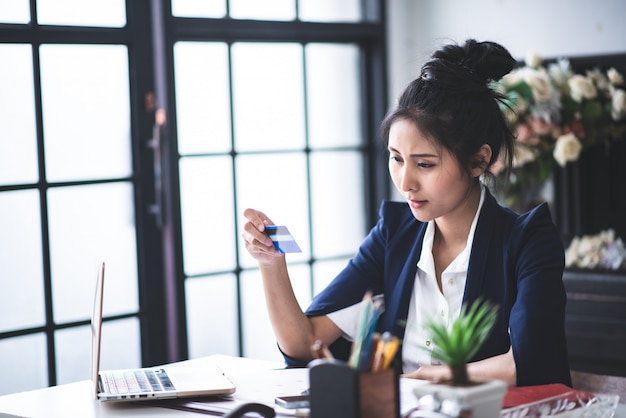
55;325;90;386
180;156;236;275
100;318;141;370
55;318;140;385
240;265;310;361
235;153;310;268
299;0;361;22
312;258;351;296
230;0;295;21
306;43;362;148
36;0;126;27
0;334;47;396
174;42;231;155
310;151;365;258
0;44;38;185
39;44;132;182
232;43;305;152
186;274;238;359
0;0;30;25
47;183;138;323
0;190;45;332
172;0;226;18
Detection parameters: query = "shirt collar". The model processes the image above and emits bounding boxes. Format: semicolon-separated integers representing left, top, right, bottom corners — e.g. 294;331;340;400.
417;183;486;274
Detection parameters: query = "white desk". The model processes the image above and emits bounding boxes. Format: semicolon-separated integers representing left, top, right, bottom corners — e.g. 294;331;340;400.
0;355;624;418
0;355;292;418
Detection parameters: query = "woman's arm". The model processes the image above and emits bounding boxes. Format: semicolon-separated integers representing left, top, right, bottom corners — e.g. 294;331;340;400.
242;208;343;361
402;347;516;385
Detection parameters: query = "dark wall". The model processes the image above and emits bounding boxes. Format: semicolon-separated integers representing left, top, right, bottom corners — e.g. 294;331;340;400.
563;271;626;377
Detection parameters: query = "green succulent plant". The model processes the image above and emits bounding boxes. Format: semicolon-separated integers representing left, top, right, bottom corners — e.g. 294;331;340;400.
423;298;499;386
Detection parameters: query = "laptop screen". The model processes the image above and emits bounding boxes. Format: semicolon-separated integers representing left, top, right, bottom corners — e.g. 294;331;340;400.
90;261;105;399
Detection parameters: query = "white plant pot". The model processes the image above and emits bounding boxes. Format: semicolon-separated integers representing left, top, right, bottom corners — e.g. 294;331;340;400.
413;379;508;418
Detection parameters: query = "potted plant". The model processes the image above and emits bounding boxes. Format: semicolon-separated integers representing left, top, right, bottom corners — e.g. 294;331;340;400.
412;299;508;418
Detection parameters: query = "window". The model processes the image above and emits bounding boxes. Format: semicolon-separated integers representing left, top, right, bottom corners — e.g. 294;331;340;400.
0;0;388;395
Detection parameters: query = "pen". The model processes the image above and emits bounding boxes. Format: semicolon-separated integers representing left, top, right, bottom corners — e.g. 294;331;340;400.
380;333;399;371
358;298;384;371
310;340;334;360
348;291;373;369
371;333;387;372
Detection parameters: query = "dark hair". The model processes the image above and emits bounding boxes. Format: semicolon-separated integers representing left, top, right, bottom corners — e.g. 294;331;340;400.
380;39;516;182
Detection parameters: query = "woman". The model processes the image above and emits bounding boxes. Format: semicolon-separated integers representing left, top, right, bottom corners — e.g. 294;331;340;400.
242;39;571;387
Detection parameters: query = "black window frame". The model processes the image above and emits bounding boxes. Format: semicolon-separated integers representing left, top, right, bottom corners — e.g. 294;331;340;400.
0;0;389;390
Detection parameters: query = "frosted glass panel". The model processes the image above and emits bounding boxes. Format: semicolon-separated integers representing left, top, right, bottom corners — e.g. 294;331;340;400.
299;0;361;22
172;0;226;18
37;0;126;27
0;190;45;332
306;44;362;148
232;43;305;152
186;274;238;359
0;0;30;23
174;42;231;155
47;183;138;323
40;44;131;182
230;0;295;21
310;151;365;257
0;334;47;396
179;156;236;275
99;318;141;370
236;153;309;268
240;265;310;361
56;318;140;385
312;258;351;296
0;44;38;185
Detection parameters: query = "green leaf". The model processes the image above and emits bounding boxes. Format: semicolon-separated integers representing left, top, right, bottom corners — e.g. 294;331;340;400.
420;298;499;367
581;100;603;121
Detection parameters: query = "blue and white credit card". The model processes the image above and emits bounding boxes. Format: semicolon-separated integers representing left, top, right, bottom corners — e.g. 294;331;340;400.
264;225;302;254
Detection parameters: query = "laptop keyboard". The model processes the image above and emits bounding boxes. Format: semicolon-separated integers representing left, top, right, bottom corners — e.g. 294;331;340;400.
100;369;175;395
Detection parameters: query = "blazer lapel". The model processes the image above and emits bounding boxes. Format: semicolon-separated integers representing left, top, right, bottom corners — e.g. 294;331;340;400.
463;189;499;305
382;222;427;338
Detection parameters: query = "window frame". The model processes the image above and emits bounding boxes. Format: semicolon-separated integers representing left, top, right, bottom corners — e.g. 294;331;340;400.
0;0;389;390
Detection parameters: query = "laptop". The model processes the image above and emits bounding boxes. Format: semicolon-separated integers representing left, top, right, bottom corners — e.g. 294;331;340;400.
91;261;236;401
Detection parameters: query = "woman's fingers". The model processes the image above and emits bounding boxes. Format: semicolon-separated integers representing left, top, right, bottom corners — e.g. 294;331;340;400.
241;208;277;254
242;208;272;232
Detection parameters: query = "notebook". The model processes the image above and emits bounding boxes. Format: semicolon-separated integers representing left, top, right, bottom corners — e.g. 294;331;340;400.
91;261;236;401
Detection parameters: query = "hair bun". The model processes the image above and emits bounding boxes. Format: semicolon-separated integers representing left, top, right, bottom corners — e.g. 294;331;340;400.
431;39;516;85
464;39;517;82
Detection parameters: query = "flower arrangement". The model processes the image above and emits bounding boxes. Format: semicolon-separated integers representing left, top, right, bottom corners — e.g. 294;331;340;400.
490;52;626;212
565;229;626;271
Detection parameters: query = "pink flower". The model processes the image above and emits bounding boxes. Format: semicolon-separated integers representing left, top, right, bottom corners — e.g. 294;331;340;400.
515;124;540;146
563;119;586;139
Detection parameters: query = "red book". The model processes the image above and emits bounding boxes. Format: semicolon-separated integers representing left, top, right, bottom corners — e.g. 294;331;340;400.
503;384;577;409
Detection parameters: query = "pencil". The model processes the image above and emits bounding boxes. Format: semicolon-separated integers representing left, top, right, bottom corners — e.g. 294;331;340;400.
348;291;373;369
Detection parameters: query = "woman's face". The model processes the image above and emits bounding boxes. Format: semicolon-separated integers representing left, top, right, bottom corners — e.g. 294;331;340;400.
387;118;475;223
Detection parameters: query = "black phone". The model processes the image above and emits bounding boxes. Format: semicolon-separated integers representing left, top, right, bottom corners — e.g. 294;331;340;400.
274;395;310;409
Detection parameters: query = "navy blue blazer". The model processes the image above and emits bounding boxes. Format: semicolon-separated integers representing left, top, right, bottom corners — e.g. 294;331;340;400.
296;187;571;387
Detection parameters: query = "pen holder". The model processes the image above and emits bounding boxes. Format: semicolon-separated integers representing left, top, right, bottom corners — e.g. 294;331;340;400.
309;360;399;418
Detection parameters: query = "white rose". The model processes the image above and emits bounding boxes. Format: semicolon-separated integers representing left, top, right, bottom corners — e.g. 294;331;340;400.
524;68;554;102
611;88;626;121
568;74;597;102
502;69;524;88
607;67;624;85
553;133;582;167
586;68;610;93
525;51;542;68
548;59;572;89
